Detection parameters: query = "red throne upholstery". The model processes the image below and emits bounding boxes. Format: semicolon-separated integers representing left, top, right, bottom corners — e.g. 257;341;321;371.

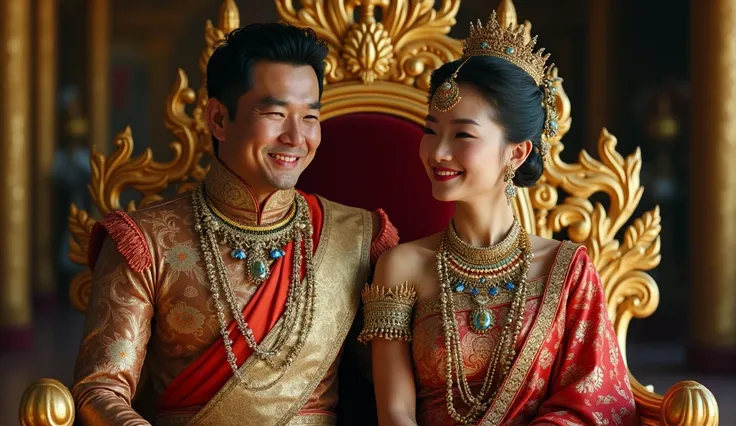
297;113;454;242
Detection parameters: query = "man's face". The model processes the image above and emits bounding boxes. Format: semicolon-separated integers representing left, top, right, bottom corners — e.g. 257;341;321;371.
207;60;321;195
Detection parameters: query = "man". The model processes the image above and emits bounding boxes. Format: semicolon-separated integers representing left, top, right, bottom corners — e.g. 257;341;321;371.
72;23;397;425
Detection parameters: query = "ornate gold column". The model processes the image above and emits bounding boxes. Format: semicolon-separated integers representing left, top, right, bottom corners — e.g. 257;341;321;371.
689;0;736;373
33;0;58;302
0;0;33;348
87;0;109;152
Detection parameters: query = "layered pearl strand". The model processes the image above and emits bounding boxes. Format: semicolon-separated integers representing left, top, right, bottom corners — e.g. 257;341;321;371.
191;185;316;388
436;218;533;424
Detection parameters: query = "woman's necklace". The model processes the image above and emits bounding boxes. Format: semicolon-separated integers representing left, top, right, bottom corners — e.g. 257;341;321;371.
191;184;316;388
436;217;533;424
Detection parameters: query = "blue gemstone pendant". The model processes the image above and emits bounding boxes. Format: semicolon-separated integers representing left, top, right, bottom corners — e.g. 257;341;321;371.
470;307;494;333
231;249;247;260
248;257;269;284
269;248;284;259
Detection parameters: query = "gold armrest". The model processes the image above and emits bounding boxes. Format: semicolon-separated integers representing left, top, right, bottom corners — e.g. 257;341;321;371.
632;374;719;425
19;378;75;426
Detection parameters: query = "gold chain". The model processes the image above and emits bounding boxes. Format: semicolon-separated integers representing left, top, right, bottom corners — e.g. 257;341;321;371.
191;184;317;389
446;218;521;265
436;219;533;424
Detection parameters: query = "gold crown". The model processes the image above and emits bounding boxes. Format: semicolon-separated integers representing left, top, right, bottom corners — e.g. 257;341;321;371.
463;11;550;85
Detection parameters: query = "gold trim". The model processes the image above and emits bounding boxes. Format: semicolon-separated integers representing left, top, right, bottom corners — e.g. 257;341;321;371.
479;241;579;426
285;413;337;426
205;196;296;232
321;81;428;125
188;199;372;425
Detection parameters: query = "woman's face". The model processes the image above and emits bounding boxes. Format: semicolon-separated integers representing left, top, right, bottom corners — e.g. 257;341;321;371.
419;83;510;203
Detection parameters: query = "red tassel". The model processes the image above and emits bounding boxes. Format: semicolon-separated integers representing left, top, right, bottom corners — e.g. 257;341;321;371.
88;211;153;273
370;209;399;265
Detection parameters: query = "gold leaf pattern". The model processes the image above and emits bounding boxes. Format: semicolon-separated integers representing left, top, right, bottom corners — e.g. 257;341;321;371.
343;22;394;83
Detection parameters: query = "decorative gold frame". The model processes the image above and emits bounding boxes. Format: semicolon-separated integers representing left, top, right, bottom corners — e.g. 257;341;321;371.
19;0;719;425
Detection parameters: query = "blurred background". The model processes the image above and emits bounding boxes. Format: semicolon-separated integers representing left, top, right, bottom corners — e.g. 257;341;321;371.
0;0;734;423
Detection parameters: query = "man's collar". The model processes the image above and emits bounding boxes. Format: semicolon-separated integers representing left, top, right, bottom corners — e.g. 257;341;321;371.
203;158;296;227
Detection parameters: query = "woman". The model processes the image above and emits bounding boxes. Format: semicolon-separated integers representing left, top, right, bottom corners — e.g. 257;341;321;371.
358;13;637;426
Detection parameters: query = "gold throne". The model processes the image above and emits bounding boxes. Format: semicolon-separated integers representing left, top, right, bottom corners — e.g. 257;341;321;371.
19;0;720;425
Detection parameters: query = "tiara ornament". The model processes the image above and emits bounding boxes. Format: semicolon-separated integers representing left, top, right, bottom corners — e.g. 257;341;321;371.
429;11;559;162
463;11;550;85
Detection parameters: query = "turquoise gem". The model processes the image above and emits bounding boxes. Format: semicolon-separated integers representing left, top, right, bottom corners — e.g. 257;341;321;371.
231;249;247;260
481;41;490;49
489;287;499;296
454;282;466;292
250;259;268;280
506;47;515;54
550;120;559;130
472;309;493;331
470;288;480;296
480;277;487;284
270;249;283;259
505;282;515;291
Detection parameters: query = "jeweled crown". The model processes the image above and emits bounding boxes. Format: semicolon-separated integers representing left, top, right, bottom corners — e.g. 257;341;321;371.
463;11;550;85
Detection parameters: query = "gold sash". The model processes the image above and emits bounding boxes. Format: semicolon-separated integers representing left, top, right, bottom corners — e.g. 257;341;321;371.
479;241;579;426
182;199;372;426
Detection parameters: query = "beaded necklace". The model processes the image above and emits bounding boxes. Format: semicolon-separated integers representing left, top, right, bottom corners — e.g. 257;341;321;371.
436;218;533;424
191;184;316;387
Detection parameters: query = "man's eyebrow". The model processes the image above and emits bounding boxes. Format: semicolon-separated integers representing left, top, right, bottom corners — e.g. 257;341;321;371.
259;96;321;110
259;96;289;107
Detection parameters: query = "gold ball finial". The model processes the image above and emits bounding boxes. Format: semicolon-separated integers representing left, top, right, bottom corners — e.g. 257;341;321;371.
19;379;75;426
661;380;719;426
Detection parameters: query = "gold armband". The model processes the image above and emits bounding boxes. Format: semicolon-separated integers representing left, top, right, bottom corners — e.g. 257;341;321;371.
357;282;417;344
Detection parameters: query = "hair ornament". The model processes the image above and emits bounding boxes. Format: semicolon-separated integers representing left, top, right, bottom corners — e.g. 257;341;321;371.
429;12;560;160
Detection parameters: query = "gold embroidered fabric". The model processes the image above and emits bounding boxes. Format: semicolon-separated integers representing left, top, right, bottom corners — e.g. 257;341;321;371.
358;282;417;343
72;168;392;423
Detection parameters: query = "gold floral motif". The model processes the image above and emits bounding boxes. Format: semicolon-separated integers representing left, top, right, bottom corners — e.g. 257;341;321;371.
166;301;206;335
165;243;201;272
105;338;137;371
575;366;604;394
343;22;394;83
184;285;199;298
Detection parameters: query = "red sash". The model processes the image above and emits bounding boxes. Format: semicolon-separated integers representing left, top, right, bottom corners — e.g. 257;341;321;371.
158;194;323;410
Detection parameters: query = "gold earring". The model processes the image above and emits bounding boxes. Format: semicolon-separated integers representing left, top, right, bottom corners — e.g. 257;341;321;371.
504;165;516;205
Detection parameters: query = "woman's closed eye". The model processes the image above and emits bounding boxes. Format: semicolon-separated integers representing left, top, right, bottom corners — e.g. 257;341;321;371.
423;127;436;135
455;131;476;139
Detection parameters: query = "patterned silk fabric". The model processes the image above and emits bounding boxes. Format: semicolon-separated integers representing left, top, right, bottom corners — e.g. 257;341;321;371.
411;243;638;426
72;160;397;425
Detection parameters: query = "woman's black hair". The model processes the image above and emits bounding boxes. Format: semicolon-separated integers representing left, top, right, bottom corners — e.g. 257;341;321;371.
428;56;545;187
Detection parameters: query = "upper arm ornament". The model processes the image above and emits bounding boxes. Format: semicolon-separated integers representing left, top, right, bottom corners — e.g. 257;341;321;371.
358;282;417;343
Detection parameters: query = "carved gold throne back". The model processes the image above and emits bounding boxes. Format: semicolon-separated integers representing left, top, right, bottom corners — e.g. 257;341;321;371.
19;0;719;425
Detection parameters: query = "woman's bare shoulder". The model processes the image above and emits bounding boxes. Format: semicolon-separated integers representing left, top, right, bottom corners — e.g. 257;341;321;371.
528;235;563;280
372;232;441;289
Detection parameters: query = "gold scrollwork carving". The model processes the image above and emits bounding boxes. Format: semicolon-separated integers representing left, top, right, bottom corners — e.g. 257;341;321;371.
276;0;462;89
66;4;239;311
